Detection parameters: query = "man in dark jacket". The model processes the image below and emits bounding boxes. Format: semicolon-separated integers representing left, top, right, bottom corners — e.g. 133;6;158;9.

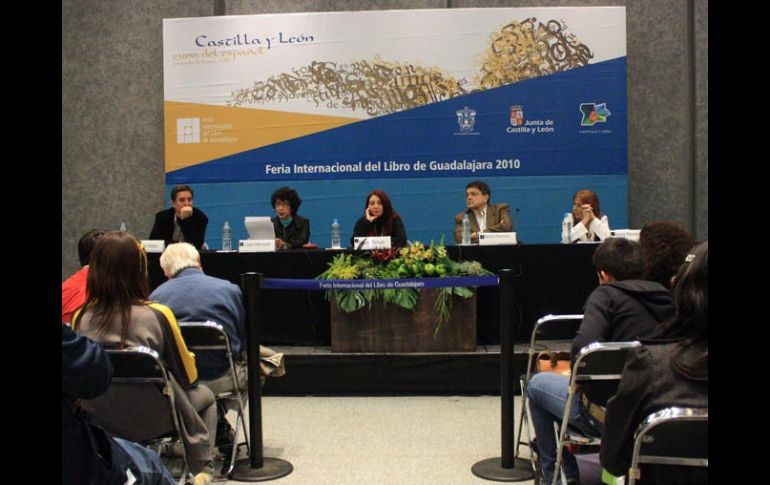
149;184;209;249
62;324;175;484
527;238;673;485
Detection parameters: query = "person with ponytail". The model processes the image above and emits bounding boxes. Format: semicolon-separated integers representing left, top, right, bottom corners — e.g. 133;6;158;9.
601;241;708;484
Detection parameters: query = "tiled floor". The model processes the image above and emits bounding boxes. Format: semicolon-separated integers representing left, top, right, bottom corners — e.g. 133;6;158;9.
207;395;538;485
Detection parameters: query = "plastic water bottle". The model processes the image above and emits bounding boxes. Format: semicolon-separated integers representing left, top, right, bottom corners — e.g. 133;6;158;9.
331;218;341;249
119;222;127;232
461;214;471;245
563;212;573;243
222;221;232;251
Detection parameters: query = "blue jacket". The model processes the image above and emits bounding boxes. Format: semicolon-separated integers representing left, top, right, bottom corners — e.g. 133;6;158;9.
150;268;246;380
62;324;121;484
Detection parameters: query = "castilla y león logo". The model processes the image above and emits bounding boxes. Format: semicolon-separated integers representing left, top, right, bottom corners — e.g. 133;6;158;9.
510;105;524;127
579;103;611;126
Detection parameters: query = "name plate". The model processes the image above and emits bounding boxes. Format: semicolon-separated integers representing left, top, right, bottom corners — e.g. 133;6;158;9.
353;236;391;250
141;240;166;253
478;232;518;245
238;239;276;252
611;229;640;242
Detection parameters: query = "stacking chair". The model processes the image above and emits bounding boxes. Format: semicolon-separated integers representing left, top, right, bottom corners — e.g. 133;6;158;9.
86;347;191;485
515;314;583;468
179;321;250;478
552;341;641;485
627;406;708;485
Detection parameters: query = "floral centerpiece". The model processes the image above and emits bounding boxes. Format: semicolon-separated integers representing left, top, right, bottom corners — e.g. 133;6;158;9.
317;239;492;337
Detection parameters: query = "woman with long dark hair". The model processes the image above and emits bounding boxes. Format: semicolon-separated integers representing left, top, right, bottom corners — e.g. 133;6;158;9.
601;241;708;484
351;189;408;247
72;231;217;485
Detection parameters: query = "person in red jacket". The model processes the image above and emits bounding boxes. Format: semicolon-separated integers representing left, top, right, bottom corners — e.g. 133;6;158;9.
62;229;104;324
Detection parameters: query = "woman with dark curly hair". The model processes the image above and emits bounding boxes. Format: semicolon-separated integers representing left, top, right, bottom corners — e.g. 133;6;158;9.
639;220;695;289
270;186;310;250
351;189;408;248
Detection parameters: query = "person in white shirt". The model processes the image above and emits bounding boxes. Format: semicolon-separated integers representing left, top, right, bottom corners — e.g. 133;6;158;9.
561;189;611;243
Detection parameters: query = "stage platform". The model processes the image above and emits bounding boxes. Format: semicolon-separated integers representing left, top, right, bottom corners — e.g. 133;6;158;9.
261;341;572;396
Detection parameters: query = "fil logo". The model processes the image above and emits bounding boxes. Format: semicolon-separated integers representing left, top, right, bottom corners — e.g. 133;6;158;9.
510;105;524;127
579;103;611;126
456;106;477;133
177;118;201;144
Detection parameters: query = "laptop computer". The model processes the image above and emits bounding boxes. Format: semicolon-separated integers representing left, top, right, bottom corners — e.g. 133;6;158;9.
244;216;275;240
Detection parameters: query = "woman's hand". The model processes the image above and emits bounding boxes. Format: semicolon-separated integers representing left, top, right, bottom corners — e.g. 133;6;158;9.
365;208;377;222
580;204;595;226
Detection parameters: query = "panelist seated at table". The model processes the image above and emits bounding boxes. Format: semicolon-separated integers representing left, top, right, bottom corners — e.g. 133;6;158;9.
270;186;310;250
453;180;512;244
149;184;208;250
351;189;408;248
561;189;611;244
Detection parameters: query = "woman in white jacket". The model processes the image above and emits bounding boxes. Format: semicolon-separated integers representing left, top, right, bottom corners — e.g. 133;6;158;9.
561;189;611;243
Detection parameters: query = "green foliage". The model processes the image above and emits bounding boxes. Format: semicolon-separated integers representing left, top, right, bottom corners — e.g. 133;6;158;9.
316;241;488;336
433;286;475;337
336;289;367;313
456;260;494;276
393;288;418;309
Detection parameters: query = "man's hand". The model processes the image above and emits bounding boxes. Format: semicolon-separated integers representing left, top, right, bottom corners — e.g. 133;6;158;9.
179;206;193;219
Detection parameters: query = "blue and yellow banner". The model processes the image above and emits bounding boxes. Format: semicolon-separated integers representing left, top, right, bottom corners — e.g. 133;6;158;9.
163;8;627;245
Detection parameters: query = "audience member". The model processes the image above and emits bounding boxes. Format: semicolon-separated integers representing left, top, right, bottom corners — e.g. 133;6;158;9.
527;238;673;485
453;180;512;244
63;323;176;485
270;186;310;249
150;184;208;249
62;229;104;324
72;231;216;485
639;220;695;289
150;243;285;453
351;189;408;247
601;242;708;484
150;242;285;390
562;189;611;244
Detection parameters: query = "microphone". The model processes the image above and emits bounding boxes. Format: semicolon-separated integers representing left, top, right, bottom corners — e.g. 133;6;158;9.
512;207;520;233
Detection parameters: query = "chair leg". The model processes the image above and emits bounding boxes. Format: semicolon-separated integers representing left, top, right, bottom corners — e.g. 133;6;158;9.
236;394;250;456
216;393;251;478
552;386;576;485
516;353;536;457
224;414;238;478
515;377;528;456
523;393;539;476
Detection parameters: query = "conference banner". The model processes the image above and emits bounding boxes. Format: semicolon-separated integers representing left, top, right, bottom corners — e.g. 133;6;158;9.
162;7;627;245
